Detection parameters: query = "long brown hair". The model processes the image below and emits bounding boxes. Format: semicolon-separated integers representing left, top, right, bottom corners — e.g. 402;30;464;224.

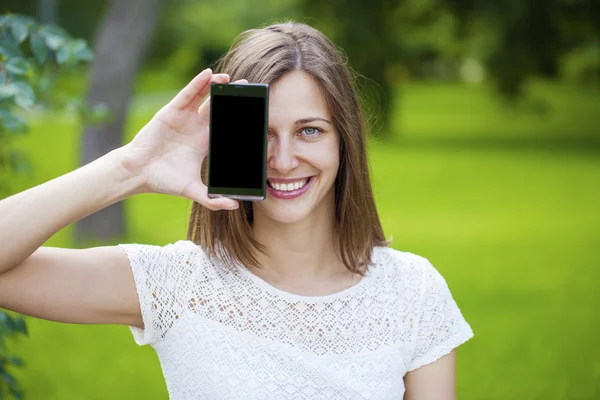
187;20;390;276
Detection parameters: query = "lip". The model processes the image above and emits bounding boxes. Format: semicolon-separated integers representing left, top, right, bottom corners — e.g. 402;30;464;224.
267;176;314;199
267;176;313;184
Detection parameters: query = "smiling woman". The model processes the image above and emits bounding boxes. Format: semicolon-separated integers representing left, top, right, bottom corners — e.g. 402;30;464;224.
0;20;473;400
181;21;473;399
191;26;388;274
257;71;342;224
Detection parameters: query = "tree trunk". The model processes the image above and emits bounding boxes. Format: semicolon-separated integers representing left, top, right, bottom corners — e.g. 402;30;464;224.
75;0;163;245
37;0;59;24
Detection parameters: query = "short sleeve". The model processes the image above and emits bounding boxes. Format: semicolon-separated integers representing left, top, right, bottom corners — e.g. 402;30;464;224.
117;239;199;346
407;259;474;372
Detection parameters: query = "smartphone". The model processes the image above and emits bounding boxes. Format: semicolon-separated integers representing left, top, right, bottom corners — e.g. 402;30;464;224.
207;82;269;201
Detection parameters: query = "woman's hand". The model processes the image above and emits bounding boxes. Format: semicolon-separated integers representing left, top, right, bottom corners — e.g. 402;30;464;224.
119;68;246;211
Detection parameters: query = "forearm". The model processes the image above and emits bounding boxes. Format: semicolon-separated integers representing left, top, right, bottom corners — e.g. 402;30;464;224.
0;146;146;273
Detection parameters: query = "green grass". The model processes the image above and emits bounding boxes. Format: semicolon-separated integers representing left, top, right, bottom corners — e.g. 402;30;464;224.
391;80;600;145
371;143;600;399
4;80;600;399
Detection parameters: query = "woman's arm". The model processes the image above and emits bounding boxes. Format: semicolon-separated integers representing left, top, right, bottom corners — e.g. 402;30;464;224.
0;148;147;326
0;70;242;328
0;147;143;273
404;350;457;400
0;69;241;274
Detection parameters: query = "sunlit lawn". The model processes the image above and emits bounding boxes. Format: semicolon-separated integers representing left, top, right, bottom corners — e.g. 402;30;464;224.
5;80;600;399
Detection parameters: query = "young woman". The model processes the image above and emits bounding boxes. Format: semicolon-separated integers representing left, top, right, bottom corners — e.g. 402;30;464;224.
0;21;473;399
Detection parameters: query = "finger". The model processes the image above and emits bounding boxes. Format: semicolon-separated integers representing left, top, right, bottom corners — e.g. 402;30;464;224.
184;180;239;211
167;68;217;110
189;73;230;112
206;197;240;211
197;79;249;115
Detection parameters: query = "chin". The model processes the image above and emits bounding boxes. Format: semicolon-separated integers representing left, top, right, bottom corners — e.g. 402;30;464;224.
263;202;312;224
254;178;336;225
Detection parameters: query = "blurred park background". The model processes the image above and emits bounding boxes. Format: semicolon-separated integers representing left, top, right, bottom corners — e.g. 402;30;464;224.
0;0;599;399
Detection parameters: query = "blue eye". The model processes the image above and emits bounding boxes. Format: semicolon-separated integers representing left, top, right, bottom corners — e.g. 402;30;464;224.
301;127;322;138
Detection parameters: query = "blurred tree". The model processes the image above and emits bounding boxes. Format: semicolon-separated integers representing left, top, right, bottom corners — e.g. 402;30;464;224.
0;0;106;42
0;13;93;399
144;0;302;79
299;0;466;138
37;0;58;25
444;0;600;97
74;0;165;244
299;0;402;139
300;0;600;135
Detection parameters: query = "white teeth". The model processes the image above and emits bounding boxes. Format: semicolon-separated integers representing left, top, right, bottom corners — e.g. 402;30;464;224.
268;178;309;192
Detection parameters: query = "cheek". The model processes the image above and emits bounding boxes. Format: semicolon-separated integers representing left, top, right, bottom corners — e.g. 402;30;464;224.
325;148;340;176
323;135;340;176
298;140;339;174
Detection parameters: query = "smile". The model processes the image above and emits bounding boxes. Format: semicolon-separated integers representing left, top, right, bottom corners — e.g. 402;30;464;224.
266;176;315;199
267;178;309;191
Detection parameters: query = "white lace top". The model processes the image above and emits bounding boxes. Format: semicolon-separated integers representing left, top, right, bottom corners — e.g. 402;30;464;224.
118;240;473;400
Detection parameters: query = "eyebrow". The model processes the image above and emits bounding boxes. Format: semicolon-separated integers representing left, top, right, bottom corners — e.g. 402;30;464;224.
294;117;332;125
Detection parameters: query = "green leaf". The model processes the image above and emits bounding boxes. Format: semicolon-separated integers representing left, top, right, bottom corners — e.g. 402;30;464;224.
71;39;94;62
12;318;27;336
3;315;15;332
4;57;31;76
69;39;86;54
0;36;24;59
0;112;27;135
0;83;20;102
12;80;35;110
56;44;71;64
54;39;94;65
11;14;35;27
9;386;24;400
1;371;16;388
30;32;49;64
9;15;32;44
5;356;25;367
78;47;94;61
39;24;69;50
10;150;33;174
10;150;32;175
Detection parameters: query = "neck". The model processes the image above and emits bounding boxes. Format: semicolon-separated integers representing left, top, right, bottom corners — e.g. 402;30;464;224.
250;193;346;283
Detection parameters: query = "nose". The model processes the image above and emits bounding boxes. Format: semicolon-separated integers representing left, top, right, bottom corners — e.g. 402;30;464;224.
268;135;299;175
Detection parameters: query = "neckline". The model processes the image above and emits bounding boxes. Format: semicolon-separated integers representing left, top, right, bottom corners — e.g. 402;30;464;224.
233;247;381;302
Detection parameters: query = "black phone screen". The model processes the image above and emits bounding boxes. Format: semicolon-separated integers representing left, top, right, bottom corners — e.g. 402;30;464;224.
209;94;266;189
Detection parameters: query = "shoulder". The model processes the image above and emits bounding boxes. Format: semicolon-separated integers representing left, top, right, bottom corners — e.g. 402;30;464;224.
372;246;447;294
373;246;442;280
170;239;205;254
118;239;203;254
117;239;211;270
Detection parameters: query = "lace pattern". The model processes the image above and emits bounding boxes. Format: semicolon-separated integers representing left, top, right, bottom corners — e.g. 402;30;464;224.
118;240;473;399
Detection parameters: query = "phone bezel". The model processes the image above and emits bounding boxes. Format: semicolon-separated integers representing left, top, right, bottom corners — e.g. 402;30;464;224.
207;82;269;201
